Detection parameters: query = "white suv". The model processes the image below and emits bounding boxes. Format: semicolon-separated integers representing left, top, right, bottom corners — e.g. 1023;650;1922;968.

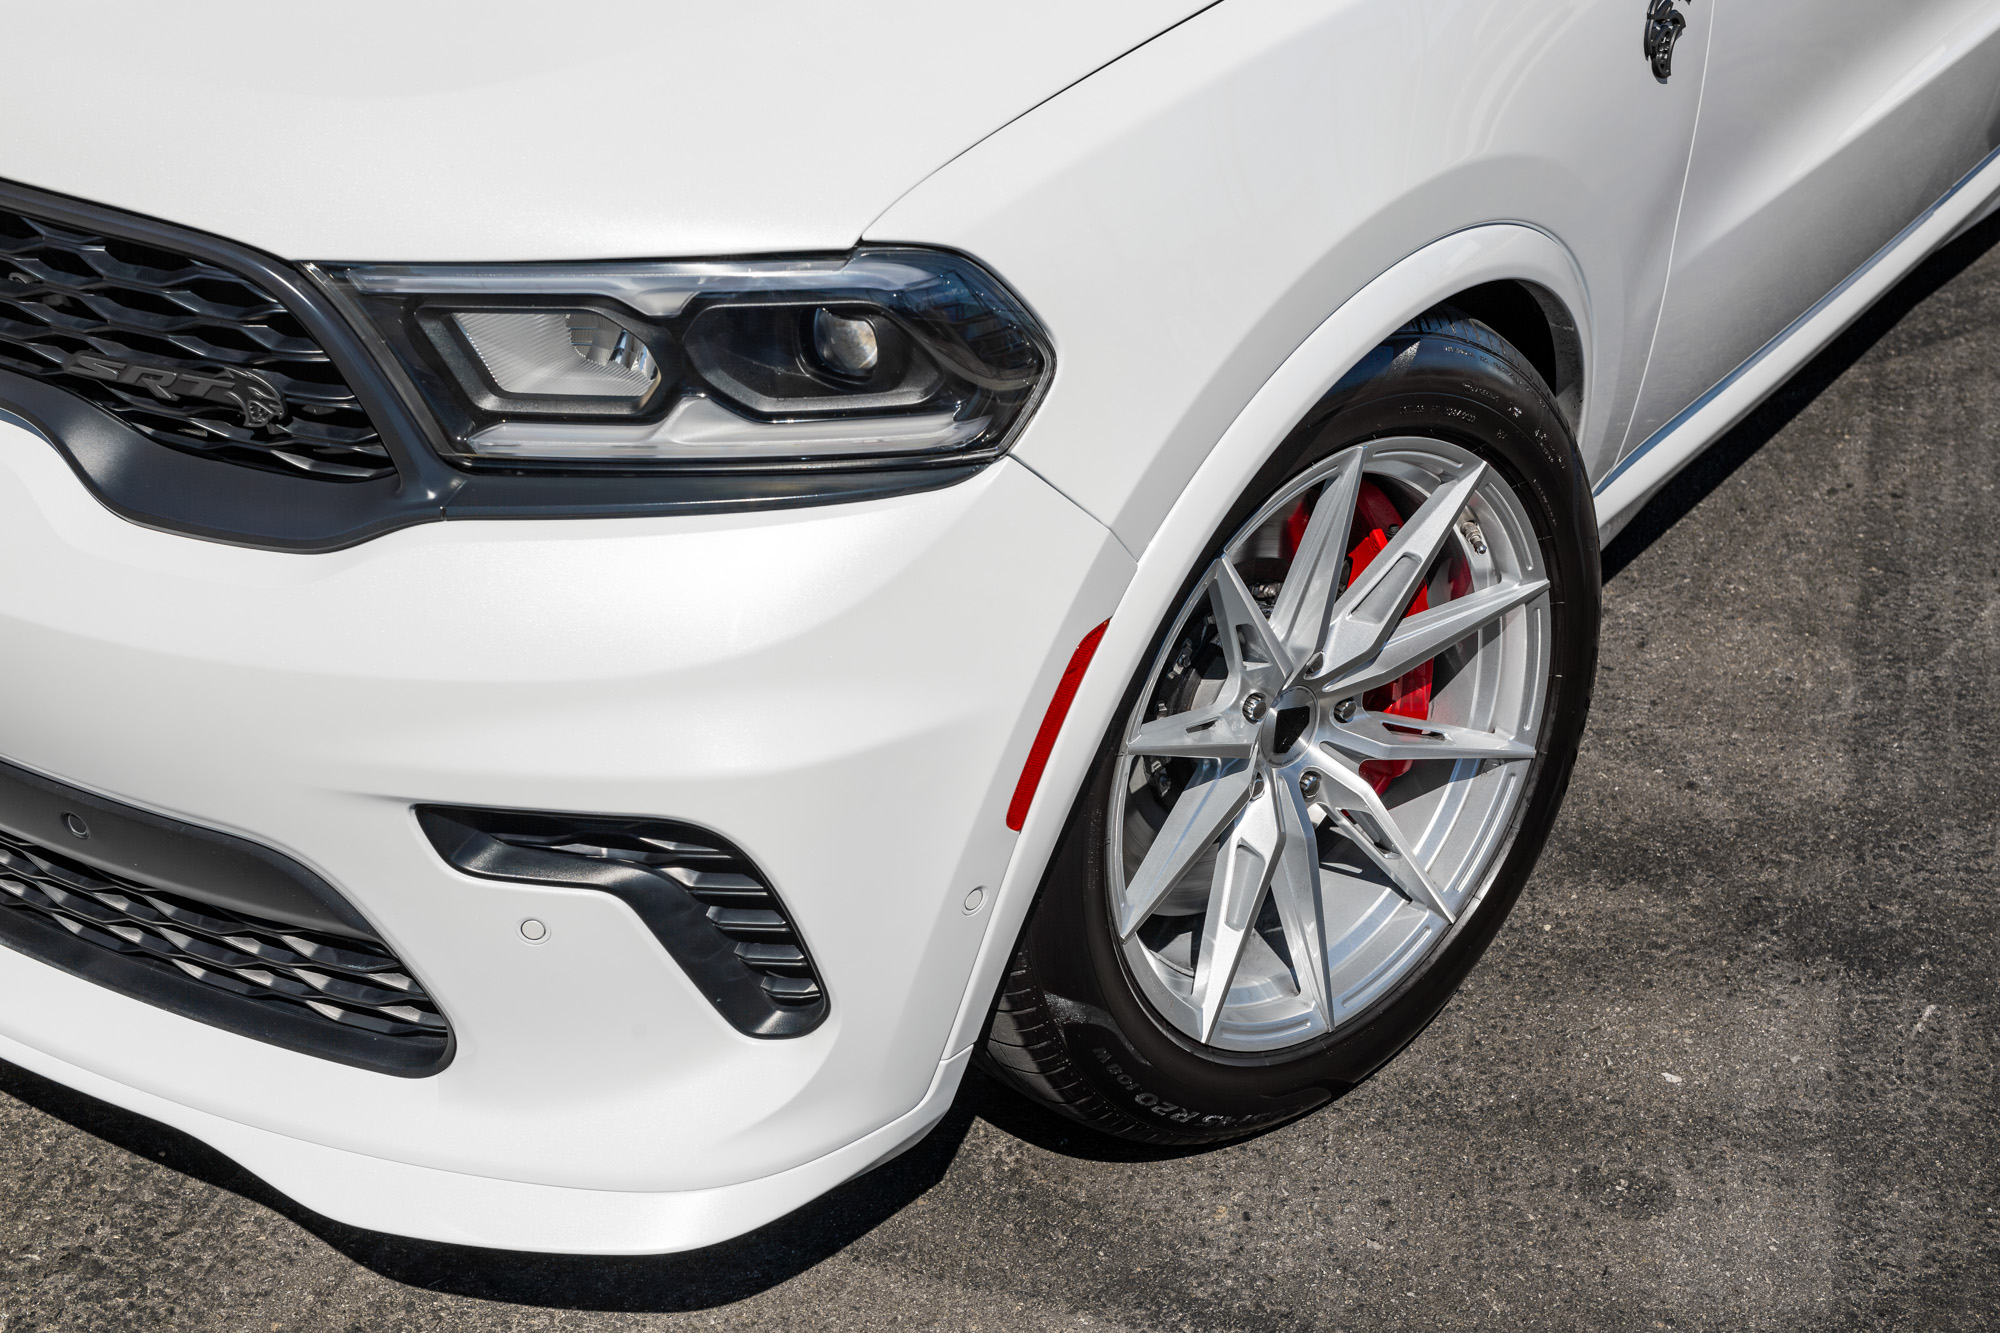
1;0;1996;1253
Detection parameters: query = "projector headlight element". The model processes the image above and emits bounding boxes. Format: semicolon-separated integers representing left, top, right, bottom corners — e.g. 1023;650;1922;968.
447;309;661;400
316;250;1050;470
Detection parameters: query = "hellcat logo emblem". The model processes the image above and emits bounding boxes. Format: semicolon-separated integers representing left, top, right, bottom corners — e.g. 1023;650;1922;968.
1643;0;1690;82
59;351;286;428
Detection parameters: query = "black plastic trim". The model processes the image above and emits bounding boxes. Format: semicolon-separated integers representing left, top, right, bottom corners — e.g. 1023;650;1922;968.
0;368;424;550
0;754;372;938
0;178;993;552
0;902;451;1077
416;805;828;1038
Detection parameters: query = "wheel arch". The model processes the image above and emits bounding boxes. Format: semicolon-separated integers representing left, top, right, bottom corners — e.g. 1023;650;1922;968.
1436;278;1586;437
941;223;1595;1057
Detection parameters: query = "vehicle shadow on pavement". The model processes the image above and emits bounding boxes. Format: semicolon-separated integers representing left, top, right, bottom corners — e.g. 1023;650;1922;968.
1601;208;2000;582
0;1054;1197;1311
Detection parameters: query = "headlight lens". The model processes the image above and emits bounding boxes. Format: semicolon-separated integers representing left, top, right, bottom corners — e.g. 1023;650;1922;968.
446;309;661;400
316;250;1050;470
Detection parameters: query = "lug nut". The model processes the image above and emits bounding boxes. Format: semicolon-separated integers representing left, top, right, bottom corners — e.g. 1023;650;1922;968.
1304;652;1325;677
1299;772;1320;798
1333;697;1359;722
1242;693;1268;722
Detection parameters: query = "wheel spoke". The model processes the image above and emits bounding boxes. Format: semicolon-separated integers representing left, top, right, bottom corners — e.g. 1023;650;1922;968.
1127;704;1259;760
1304;753;1456;923
1267;768;1334;1029
1321;712;1536;763
1315;463;1487;681
1210;557;1294;687
1116;762;1255;938
1321;576;1549;698
1191;774;1282;1043
1268;455;1366;670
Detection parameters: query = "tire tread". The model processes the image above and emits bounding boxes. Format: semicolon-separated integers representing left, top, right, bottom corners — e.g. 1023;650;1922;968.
978;942;1216;1145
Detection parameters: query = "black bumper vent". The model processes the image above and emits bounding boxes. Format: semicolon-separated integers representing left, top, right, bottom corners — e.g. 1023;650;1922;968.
0;204;393;481
0;829;449;1075
417;806;828;1038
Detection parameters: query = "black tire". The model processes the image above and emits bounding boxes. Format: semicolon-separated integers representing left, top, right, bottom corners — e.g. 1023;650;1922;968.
978;310;1600;1144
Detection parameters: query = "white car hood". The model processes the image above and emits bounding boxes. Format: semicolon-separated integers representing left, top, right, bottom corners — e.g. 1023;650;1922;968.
0;1;1208;263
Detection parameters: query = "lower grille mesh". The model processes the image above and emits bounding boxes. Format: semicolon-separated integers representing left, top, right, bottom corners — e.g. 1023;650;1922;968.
0;828;448;1065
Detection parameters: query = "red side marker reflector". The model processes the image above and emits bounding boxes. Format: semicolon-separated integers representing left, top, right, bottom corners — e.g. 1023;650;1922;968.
1006;620;1110;831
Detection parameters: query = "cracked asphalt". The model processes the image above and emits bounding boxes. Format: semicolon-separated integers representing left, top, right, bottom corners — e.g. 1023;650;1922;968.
4;216;1999;1332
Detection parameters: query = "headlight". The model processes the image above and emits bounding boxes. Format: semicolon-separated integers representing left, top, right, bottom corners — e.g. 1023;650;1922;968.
314;250;1051;471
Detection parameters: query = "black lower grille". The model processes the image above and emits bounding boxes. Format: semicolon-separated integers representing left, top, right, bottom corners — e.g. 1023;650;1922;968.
0;204;393;481
417;806;828;1037
0;828;449;1075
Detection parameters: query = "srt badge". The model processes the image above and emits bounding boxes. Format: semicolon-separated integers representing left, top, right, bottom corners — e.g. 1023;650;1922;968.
60;351;286;428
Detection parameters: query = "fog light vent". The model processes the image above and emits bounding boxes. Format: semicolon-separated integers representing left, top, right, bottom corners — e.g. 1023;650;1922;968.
415;805;827;1038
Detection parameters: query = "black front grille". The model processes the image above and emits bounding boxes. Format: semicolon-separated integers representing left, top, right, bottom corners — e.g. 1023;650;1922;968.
0;828;450;1075
0;205;393;480
417;806;828;1037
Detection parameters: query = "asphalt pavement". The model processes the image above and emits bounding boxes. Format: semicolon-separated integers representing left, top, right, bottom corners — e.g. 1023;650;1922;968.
4;217;1999;1332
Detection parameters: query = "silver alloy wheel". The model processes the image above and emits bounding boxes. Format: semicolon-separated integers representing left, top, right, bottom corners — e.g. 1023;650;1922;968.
1110;438;1553;1053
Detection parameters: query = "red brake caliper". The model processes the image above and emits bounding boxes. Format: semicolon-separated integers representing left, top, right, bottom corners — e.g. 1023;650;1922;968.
1282;481;1470;794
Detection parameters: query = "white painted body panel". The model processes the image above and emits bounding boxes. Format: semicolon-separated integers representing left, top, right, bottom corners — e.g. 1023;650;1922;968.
872;0;1710;550
0;1;1208;260
1;0;1996;1252
1594;142;2000;534
0;421;1127;1211
1621;0;2000;453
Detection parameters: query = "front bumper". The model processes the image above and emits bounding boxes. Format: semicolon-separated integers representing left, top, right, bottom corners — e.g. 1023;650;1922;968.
0;416;1132;1250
